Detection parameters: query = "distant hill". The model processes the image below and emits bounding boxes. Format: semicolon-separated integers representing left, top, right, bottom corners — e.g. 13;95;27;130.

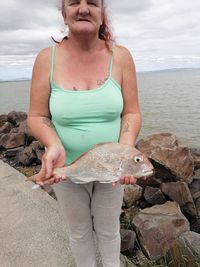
1;67;199;82
0;78;31;83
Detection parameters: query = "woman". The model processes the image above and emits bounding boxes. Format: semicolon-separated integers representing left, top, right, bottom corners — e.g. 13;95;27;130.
28;0;142;266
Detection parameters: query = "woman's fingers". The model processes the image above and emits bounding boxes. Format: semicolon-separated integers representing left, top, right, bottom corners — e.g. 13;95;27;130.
43;155;53;179
112;182;117;188
130;176;137;184
119;175;137;185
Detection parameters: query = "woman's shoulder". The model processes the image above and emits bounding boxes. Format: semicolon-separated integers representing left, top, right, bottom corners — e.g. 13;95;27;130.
31;46;55;78
34;46;52;63
114;43;135;68
115;44;134;59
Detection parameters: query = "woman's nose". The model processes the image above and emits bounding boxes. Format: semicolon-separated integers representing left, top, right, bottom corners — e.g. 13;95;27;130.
78;1;90;15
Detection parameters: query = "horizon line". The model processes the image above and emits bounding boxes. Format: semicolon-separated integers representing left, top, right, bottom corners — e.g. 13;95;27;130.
0;67;199;83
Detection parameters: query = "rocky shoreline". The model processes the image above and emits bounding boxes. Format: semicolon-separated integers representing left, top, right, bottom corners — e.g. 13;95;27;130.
0;111;200;266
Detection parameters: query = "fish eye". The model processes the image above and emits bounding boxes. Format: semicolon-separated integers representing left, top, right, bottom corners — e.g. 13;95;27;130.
134;155;143;163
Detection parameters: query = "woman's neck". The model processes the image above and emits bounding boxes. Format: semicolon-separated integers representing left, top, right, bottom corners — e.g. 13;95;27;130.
66;33;102;53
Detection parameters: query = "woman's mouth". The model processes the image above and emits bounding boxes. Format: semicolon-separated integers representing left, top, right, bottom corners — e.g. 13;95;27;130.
77;18;90;22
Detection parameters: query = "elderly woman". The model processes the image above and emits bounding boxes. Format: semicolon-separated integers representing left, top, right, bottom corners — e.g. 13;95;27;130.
28;0;142;266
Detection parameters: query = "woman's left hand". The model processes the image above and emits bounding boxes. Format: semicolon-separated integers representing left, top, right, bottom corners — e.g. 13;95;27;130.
112;175;137;187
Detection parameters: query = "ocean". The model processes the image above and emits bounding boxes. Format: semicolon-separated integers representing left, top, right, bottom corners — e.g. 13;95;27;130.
0;68;199;148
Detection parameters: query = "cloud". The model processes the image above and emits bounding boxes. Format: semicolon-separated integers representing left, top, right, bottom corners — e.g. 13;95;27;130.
0;0;200;79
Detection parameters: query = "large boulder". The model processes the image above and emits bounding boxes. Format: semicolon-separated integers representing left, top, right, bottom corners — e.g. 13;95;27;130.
137;133;194;184
194;168;200;179
191;219;200;234
175;231;200;258
0;114;8;127
18;120;31;135
132;201;190;260
144;186;166;205
30;141;44;161
123;184;143;208
7;111;27;127
0;122;14;134
0;133;25;149
190;148;200;170
4;147;24;158
189;179;200;201
161;182;197;221
120;229;136;254
136;133;180;151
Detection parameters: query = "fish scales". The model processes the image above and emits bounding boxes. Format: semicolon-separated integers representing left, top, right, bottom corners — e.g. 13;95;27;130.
53;142;154;184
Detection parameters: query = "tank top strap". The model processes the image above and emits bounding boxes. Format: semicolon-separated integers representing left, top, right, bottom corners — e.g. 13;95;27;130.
50;45;55;83
109;42;116;77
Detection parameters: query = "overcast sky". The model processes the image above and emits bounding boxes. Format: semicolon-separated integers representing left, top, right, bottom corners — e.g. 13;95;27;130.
0;0;200;80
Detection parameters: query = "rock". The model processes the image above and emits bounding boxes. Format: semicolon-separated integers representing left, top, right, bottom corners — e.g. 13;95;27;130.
144;186;166;205
0;133;25;149
190;148;200;169
194;168;200;179
161;182;194;206
139;200;152;209
120;206;140;229
191;219;200;234
161;182;197;221
132;201;190;260
137;175;162;188
120;254;137;267
7;111;27;127
137;133;194;184
151;147;194;184
195;198;200;217
134;250;150;267
16;146;37;166
10;127;19;134
136;133;179;152
123;184;143;208
0;114;8;127
0;122;14;134
120;229;136;254
176;231;200;258
193;192;200;201
4;147;24;158
18;120;31;135
30;141;44;161
189;179;200;201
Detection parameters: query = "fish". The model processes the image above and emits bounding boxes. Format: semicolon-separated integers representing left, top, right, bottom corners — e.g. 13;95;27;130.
26;142;154;186
52;142;154;184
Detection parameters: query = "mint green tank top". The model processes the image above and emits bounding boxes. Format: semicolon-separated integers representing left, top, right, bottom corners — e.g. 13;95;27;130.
49;44;124;165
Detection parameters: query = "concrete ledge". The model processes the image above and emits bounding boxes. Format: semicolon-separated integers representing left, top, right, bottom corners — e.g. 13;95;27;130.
0;160;75;267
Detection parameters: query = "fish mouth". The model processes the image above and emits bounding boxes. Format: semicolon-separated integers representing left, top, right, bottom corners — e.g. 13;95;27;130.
140;170;154;178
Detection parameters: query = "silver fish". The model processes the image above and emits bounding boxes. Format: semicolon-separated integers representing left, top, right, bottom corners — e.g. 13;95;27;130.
53;142;154;184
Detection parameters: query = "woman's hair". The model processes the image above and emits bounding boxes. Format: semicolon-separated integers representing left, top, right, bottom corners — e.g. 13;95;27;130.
52;0;114;50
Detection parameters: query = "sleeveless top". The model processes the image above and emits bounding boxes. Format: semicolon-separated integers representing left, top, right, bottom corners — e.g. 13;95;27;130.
49;44;124;165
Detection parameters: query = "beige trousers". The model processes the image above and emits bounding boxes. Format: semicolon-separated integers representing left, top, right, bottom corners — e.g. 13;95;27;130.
52;179;124;267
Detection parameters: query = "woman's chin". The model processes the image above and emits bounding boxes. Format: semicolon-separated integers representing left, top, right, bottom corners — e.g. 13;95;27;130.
71;25;98;36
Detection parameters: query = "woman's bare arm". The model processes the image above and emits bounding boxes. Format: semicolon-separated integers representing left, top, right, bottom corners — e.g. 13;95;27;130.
27;48;66;181
27;47;63;150
118;46;142;146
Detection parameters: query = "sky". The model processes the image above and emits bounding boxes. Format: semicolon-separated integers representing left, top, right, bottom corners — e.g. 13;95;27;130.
0;0;200;81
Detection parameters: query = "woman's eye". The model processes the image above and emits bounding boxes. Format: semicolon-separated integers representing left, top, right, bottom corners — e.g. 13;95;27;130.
87;1;97;6
68;1;79;6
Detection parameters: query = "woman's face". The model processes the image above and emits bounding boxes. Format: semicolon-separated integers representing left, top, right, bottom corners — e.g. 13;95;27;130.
63;0;103;36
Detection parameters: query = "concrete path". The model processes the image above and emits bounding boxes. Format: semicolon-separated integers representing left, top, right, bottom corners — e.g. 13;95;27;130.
0;160;77;267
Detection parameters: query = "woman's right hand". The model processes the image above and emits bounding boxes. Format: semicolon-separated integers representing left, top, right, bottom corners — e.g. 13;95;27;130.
30;145;66;186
